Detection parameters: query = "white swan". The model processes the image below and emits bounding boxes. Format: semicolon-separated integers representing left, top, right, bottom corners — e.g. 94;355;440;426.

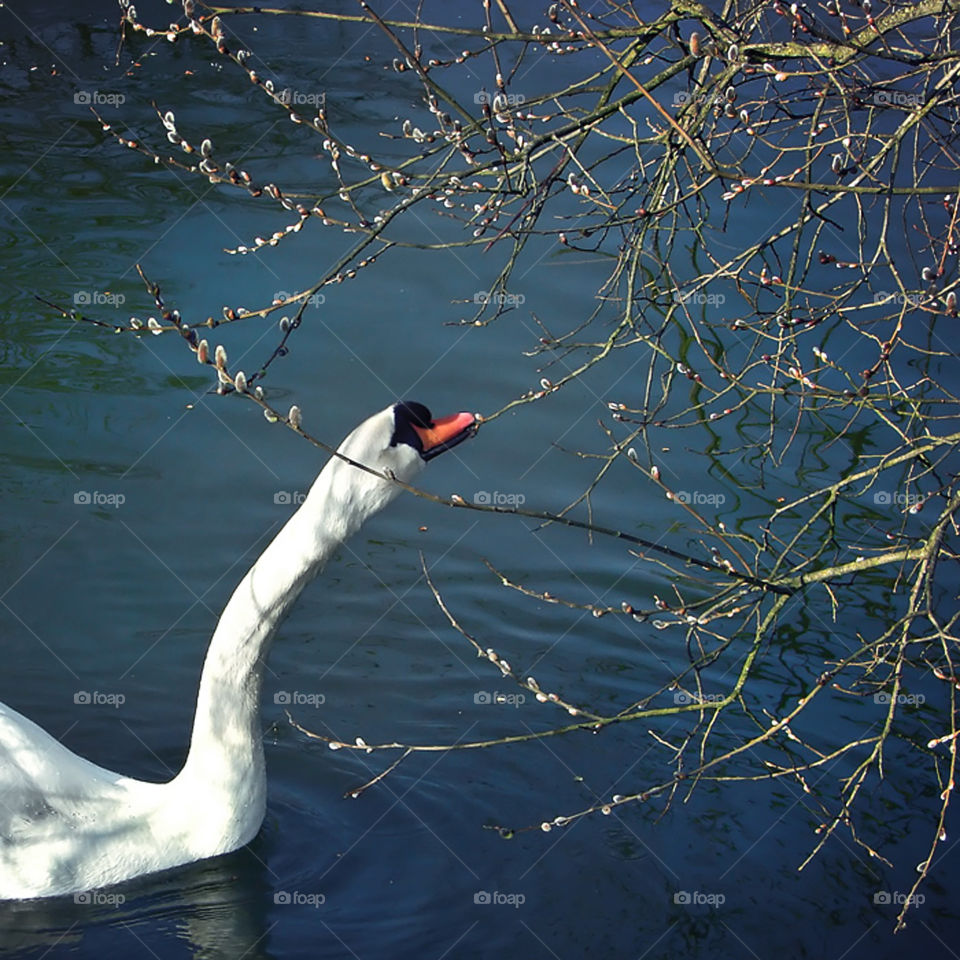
0;401;476;900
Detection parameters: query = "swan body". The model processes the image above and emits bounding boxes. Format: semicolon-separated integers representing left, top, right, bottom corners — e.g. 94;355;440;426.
0;401;475;900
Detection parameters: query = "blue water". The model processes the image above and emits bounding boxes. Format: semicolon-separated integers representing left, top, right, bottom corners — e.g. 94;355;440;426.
1;1;958;956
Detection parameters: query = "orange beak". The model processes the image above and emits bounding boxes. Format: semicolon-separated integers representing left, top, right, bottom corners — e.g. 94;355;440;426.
413;411;477;460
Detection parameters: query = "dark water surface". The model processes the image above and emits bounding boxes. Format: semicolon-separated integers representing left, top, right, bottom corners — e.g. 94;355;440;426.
1;2;958;957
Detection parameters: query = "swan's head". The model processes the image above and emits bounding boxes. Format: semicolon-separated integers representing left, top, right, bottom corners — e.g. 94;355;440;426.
319;401;477;523
340;401;476;477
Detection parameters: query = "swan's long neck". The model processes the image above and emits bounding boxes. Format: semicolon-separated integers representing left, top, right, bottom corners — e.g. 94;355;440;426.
174;460;377;836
